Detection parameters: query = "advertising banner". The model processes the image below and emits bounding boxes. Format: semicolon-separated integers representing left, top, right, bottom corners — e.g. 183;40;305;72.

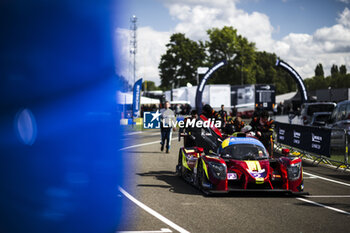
275;122;331;157
132;78;142;118
255;84;276;111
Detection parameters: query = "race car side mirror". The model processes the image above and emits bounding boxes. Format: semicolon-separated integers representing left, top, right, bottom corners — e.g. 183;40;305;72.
282;148;290;156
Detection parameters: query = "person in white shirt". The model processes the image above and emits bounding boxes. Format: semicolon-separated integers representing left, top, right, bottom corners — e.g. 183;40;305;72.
160;101;175;153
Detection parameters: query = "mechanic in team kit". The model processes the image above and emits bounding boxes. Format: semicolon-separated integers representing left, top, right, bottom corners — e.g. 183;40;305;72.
218;104;228;122
232;116;245;132
160;101;176;153
202;104;220;120
250;110;274;150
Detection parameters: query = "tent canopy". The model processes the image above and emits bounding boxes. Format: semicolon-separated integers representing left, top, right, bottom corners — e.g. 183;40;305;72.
276;92;297;104
117;92;160;105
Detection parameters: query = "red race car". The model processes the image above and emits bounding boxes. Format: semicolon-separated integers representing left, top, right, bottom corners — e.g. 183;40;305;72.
176;130;307;195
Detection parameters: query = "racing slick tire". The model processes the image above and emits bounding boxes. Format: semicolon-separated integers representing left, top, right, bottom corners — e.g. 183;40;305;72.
176;149;183;177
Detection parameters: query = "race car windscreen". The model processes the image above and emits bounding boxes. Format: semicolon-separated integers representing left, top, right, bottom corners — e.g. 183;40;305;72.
219;144;268;160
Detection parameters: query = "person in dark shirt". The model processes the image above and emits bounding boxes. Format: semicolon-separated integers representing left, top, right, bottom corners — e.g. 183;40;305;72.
232;117;245;132
202;104;220;120
218;104;228;122
250;110;274;151
250;110;274;132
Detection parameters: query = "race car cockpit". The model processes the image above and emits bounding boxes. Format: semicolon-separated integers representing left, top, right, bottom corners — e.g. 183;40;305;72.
218;143;268;160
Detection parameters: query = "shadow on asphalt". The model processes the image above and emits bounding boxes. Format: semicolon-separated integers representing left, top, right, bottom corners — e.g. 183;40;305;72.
136;170;301;198
136;170;202;195
302;162;316;167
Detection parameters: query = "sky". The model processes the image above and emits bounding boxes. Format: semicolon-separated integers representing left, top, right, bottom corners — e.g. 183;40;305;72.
115;0;350;86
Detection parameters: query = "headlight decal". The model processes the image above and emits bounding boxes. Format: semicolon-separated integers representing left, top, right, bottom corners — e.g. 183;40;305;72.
208;161;227;180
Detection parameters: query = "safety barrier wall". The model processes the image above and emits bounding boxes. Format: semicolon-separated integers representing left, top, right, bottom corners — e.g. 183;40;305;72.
275;122;332;157
274;122;350;170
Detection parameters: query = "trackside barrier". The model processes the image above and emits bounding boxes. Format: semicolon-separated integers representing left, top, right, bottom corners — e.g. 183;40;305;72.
274;122;350;172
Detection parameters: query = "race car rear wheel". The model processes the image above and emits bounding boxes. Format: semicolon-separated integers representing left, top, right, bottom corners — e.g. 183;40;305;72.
176;149;183;177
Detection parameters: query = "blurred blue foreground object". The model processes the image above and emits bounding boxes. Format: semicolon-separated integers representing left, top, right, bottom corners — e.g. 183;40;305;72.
0;0;124;232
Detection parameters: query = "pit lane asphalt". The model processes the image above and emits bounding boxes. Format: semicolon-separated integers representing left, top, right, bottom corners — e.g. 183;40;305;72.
117;129;350;233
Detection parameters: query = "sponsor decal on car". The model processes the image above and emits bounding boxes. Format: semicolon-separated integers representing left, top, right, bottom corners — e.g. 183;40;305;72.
227;173;237;180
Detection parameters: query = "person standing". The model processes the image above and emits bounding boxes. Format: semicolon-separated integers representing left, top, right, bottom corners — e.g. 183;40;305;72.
160;101;175;153
218;104;228;122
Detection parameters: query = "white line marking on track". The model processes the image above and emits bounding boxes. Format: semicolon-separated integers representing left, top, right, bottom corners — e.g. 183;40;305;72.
150;132;162;136
120;138;178;151
118;228;172;233
126;131;144;136
305;195;350;198
296;197;350;215
118;187;190;233
303;171;350;187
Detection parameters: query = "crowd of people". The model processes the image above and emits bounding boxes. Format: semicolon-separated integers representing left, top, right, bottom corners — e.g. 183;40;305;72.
141;103;192;118
201;104;274;137
158;101;275;154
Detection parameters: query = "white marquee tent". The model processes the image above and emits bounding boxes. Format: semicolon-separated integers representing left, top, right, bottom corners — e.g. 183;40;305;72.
117;91;160;105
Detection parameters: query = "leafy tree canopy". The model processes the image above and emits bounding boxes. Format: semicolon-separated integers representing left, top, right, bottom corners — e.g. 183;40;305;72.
142;80;159;91
158;26;348;95
158;33;206;89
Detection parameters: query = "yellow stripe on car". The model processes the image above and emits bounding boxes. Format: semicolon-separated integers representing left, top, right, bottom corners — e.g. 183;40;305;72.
202;159;209;180
245;161;264;184
184;149;195;153
182;150;191;171
221;138;230;149
256;178;264;184
245;161;262;171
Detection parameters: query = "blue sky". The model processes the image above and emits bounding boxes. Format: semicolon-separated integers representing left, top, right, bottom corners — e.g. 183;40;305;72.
237;0;347;39
115;0;350;85
119;0;348;39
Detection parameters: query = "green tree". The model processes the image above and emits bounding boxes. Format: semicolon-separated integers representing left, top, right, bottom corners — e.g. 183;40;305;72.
254;52;296;95
331;64;339;77
142;80;159;91
158;33;206;89
315;63;324;77
205;26;256;85
340;65;347;75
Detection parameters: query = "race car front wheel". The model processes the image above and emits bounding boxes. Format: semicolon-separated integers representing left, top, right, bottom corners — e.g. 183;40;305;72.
197;160;212;194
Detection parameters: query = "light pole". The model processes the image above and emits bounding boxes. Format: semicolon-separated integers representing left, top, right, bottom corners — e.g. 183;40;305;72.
328;86;332;102
130;15;137;90
241;58;243;85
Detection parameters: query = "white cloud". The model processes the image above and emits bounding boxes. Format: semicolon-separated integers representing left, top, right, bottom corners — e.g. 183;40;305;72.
115;27;170;85
338;7;350;27
168;1;275;51
272;8;350;78
338;0;350;4
116;2;350;85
